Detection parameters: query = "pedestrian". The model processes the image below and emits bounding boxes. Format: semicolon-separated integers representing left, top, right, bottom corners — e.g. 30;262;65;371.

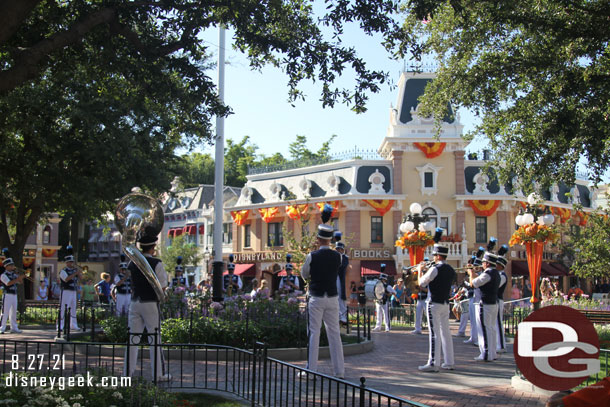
123;233;170;381
36;279;48;301
372;269;396;332
349;281;358;307
300;204;344;379
417;230;456;372
0;250;24;334
95;273;112;304
392;278;405;308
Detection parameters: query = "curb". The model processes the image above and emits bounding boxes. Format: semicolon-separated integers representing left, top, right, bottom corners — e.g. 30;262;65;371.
510;375;556;397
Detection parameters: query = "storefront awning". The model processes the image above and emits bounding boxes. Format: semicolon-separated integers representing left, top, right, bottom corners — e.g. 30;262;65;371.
223;264;256;277
168;228;184;237
183;225;196;235
361;260;396;276
511;260;570;277
198;225;205;235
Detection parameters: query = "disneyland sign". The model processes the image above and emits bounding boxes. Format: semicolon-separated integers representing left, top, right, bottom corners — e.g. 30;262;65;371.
233;251;284;263
350;248;393;260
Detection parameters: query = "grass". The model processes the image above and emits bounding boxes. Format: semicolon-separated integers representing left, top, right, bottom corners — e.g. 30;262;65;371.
172;392;245;407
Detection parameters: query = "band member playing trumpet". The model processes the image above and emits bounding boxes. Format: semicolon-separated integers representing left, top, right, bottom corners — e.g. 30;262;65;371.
279;254;300;294
1;249;23;334
59;246;82;331
124;233;170;380
464;247;485;346
114;255;131;316
411;257;430;335
417;229;456;372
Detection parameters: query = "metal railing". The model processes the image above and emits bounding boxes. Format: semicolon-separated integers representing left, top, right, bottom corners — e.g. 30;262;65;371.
0;337;426;407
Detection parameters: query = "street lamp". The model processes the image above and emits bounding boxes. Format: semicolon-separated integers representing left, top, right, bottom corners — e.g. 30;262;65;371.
203;247;211;279
515;193;555;227
399;202;434;234
397;202;436;267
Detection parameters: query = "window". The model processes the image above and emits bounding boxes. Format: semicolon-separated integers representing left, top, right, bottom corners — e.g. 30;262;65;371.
331;218;339;231
223;223;233;244
244;224;251;248
268;222;283;247
440;217;449;231
475;217;487;243
371;216;383;243
43;225;51;244
424;172;434;188
422;208;437;230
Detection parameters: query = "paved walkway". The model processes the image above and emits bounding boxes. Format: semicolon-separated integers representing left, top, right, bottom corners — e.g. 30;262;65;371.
1;324;547;406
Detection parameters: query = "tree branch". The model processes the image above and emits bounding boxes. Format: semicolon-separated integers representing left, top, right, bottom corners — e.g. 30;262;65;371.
0;0;42;46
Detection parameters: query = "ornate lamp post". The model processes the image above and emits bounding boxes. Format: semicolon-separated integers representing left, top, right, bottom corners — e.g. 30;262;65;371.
203;247;211;280
397;203;435;266
512;193;555;310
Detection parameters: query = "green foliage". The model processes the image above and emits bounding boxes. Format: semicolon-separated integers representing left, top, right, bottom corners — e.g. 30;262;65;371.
396;0;610;187
160;234;201;276
224;136;258;187
560;207;610;279
100;315;129;343
176;153;216;188
289;134;337;161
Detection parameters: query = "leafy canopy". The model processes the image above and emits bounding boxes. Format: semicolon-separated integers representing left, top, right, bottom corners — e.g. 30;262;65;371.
396;0;610;187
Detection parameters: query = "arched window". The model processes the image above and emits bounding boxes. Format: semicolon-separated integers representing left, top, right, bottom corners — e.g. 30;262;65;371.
43;225;51;244
423;207;450;233
422;208;437;230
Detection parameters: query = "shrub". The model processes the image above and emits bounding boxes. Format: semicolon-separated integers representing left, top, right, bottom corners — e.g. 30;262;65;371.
100;316;129;343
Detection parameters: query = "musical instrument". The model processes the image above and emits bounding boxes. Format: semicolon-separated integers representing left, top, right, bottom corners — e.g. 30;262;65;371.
402;261;434;274
115;191;166;303
454;265;483;274
15;267;34;282
364;279;385;300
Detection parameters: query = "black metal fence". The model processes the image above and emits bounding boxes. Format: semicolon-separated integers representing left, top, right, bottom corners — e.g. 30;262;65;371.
0;337;427;407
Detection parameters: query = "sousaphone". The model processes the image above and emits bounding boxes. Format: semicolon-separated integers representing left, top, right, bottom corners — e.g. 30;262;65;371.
115;190;166;302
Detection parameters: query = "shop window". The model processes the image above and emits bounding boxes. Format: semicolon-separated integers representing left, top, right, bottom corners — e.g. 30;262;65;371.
475;217;487;243
244;224;251;248
268;222;283;247
371;216;383;243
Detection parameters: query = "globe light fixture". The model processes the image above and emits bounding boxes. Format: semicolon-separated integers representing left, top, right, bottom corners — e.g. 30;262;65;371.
399;202;429;234
409;202;423;215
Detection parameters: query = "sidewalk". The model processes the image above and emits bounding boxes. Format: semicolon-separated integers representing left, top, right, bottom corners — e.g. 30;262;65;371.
302;323;546;407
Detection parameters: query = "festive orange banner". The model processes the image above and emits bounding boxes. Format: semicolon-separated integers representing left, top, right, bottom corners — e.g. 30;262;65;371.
22;257;35;267
42;248;57;258
467;200;501;217
285;204;309;220
363;199;395;216
258;207;279;223
316;201;340;218
551;207;572;224
576;211;588;226
526;241;544;304
408;246;426;266
413;142;446;158
230;210;250;226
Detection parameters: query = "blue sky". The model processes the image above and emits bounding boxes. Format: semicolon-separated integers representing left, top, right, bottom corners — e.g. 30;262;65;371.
194;25;486;160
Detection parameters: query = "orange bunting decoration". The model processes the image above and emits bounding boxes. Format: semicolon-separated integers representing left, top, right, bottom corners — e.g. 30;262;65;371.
22;258;35;267
316;201;340;217
363;199;395;216
42;248;57;258
230;210;250;226
576;211;588;226
467;200;501;217
413;142;446;158
551;207;571;224
285;204;309;220
258;207;279;223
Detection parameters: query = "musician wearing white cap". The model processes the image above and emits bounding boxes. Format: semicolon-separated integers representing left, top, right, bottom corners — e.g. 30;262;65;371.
114;254;131;316
124;233;170;381
279;254;300;294
223;255;242;296
372;269;396;332
0;250;23;334
495;245;509;354
300;205;344;379
469;248;500;362
59;246;82;331
417;229;456;372
464;248;484;346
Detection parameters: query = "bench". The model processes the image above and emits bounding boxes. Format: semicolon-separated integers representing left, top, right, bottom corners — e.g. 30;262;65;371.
581;310;610;325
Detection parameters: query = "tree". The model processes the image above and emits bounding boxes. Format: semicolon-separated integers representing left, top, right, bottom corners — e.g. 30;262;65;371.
176;153;216;188
289;134;337;162
160;235;201;278
396;0;610;187
224;136;258;187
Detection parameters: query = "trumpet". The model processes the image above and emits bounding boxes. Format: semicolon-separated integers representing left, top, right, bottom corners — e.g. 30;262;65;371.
454;265;483;274
15;267;35;282
402;261;434;274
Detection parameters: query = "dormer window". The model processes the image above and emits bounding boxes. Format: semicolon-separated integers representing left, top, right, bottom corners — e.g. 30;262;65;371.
416;163;442;196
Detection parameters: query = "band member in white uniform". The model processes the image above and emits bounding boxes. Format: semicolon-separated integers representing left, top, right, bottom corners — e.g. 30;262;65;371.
451;281;469;337
0;250;23;334
300;205;344;379
372;270;396;332
170;256;187;288
223;255;242;296
418;230;456;372
334;233;350;325
469;249;500;362
464;247;484;346
124;234;170;381
495;245;509;353
279;254;300;293
59;246;81;331
412;257;429;335
114;255;131;316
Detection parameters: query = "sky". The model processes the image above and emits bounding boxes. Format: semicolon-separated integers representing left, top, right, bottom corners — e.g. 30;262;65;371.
193;24;485;161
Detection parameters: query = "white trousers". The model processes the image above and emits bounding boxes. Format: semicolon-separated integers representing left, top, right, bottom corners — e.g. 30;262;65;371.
458;300;469;335
374;301;390;331
124;300;164;378
307;295;345;377
59;290;79;329
1;293;18;331
414;298;426;331
496;299;505;350
337;278;347;323
475;302;498;361
426;301;454;367
116;294;131;317
468;297;478;341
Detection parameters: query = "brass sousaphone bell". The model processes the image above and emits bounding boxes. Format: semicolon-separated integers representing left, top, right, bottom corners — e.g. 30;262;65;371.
115;190;166;303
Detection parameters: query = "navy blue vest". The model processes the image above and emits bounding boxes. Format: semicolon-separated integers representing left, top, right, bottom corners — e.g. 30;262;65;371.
308;248;341;297
281;275;298;292
497;270;507;301
479;268;500;305
2;271;18;294
61;267;78;291
115;272;131;294
428;263;456;304
172;276;187;287
223;274;239;290
129;256;162;302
